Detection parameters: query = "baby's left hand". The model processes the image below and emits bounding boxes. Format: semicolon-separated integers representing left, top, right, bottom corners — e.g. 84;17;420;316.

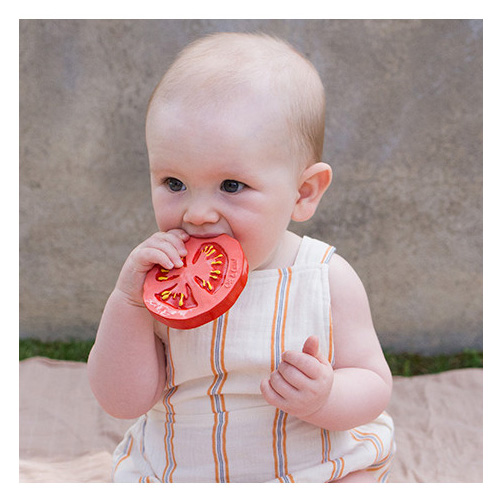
260;335;334;419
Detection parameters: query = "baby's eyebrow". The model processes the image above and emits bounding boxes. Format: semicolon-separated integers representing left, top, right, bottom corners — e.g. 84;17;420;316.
149;162;182;175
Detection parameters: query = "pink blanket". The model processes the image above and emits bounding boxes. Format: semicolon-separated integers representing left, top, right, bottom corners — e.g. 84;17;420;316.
19;357;482;482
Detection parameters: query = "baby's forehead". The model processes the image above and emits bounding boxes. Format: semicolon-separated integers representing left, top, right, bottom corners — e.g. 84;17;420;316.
146;92;303;175
148;89;290;147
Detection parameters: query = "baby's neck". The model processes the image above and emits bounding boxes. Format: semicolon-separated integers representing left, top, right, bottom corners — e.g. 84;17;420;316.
257;230;302;270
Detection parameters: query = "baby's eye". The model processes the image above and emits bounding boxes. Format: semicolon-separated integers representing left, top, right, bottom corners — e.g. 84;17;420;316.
165;177;186;192
221;180;245;193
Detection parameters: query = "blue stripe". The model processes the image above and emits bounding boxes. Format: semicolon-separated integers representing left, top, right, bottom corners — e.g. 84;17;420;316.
274;268;289;367
276;410;286;476
331;459;344;480
351;430;383;457
322;429;329;462
141;417;147;456
215;411;226;481
323;246;336;264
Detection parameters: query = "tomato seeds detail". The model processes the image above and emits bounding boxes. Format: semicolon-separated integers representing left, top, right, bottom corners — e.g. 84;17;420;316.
154;243;229;310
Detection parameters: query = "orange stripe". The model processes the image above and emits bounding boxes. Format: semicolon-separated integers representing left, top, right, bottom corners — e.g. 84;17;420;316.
320;246;333;264
282;411;289;474
211;413;220;482
220;313;229;374
282;412;290;480
321;429;326;462
328;309;333;364
211;417;217;481
165;327;176;387
221;404;230;480
209;320;218;389
280;267;292;351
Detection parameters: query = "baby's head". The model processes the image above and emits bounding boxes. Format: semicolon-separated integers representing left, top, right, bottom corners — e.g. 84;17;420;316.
146;33;332;270
147;32;326;170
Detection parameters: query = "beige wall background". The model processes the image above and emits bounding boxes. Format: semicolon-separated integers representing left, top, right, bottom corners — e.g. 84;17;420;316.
19;19;482;354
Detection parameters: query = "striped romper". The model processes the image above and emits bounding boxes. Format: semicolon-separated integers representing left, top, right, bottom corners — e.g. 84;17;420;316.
112;236;395;482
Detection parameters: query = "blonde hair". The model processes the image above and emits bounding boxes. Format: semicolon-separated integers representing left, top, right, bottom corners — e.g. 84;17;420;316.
147;32;326;166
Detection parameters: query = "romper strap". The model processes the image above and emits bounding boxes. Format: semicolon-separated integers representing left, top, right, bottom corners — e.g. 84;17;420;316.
294;236;336;266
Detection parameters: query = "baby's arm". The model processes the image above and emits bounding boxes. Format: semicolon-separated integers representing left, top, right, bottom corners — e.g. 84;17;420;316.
261;254;392;431
87;229;189;419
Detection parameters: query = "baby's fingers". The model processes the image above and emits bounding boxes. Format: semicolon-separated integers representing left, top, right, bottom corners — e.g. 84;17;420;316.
277;361;310;390
260;377;287;408
162;229;190;252
137;247;179;273
147;231;190;268
281;351;323;380
157;230;189;254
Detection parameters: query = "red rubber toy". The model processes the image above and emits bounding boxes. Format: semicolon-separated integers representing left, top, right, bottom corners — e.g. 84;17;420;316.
143;234;248;329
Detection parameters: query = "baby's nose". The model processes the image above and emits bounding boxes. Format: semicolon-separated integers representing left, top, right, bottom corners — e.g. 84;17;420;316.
182;198;220;226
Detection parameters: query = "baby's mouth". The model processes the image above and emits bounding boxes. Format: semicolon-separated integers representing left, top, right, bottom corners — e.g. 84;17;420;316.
186;228;235;240
188;232;226;239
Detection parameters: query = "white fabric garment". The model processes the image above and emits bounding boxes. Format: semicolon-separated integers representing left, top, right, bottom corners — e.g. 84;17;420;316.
113;236;395;482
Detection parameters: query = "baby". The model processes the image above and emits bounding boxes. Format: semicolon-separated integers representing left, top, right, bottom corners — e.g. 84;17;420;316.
88;32;395;483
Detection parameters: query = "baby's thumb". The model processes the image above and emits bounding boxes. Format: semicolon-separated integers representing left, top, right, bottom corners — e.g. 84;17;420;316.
302;335;320;357
302;335;329;365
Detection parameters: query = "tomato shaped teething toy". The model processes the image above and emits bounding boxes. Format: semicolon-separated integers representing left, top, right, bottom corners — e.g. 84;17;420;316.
143;234;248;329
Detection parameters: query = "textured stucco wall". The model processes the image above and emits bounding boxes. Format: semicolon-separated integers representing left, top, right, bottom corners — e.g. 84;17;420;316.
19;19;482;354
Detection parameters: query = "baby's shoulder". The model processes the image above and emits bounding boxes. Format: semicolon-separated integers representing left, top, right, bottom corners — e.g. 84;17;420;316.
327;252;356;277
326;253;370;306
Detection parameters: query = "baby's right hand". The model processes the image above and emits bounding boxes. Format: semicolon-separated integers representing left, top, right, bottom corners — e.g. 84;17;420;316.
114;229;190;306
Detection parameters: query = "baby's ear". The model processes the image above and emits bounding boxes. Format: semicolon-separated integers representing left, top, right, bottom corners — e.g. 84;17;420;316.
291;162;332;222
